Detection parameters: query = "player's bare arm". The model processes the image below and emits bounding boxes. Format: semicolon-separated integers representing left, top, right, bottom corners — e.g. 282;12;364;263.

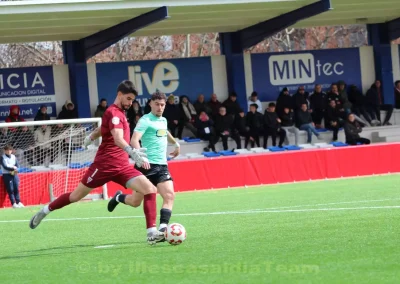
131;131;151;169
167;131;180;158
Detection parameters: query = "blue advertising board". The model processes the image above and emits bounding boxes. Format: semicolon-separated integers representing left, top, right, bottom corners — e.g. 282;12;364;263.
0;66;56;120
96;57;214;107
251;48;362;102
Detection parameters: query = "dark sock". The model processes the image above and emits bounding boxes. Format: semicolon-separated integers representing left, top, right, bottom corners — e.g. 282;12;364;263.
117;194;127;204
160;208;172;225
49;192;72;211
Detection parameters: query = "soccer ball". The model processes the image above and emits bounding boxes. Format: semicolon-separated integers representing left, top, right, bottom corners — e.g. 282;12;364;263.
165;223;186;245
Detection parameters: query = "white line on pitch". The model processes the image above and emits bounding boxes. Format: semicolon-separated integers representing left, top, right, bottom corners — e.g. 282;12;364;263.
1;205;400;224
94;245;115;249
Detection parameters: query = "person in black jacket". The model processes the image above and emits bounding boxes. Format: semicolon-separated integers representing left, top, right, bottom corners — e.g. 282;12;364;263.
292;86;309;111
296;103;321;143
348;85;375;126
234;109;249;138
280;107;300;146
57;100;78;120
215;106;241;150
276;87;294;117
193;94;211;115
34;105;51;121
245;104;263;148
326;84;344;111
178;95;197;139
127;100;143;136
263;103;286;148
309;84;327;128
222;92;241;116
195;111;216;152
325;100;345;141
344;113;370;145
366;80;393;126
163;95;180;137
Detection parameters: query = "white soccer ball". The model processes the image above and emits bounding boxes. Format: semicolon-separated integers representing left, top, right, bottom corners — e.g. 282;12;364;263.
165;223;186;245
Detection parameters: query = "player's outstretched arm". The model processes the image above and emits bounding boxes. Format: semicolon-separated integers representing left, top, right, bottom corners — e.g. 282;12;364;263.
167;131;180;158
83;127;101;149
112;129;149;168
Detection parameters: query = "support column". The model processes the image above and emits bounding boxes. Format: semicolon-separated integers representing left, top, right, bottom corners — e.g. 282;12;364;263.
62;41;91;118
219;32;248;111
367;24;394;105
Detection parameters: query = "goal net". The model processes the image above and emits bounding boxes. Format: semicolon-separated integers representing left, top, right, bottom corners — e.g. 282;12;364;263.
0;118;103;207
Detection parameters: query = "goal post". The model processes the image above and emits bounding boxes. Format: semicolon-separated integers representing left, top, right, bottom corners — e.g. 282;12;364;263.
0;118;106;206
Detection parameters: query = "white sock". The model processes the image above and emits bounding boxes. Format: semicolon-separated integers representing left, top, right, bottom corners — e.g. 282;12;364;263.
159;223;167;230
116;194;121;203
147;227;157;234
43;205;50;215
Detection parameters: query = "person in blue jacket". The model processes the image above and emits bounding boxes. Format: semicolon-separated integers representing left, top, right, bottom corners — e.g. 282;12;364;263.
1;144;24;208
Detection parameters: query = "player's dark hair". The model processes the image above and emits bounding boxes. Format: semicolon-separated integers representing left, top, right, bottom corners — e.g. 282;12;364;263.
151;91;167;101
117;80;137;96
4;144;13;151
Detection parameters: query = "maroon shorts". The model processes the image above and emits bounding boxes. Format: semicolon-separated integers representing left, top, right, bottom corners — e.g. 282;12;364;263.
81;163;142;189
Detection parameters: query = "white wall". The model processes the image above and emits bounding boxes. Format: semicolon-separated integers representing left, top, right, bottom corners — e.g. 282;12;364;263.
87;63;99;117
391;45;400;83
359;46;376;94
211;55;229;103
52;64;71;115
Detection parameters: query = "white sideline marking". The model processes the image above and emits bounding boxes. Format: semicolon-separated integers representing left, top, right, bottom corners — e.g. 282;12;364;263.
94;245;115;249
1;205;400;224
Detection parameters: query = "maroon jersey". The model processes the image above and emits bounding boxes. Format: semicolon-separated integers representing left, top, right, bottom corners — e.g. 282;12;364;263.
93;104;130;169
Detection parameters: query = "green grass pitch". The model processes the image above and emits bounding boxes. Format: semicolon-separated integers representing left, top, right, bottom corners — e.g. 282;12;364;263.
1;175;400;283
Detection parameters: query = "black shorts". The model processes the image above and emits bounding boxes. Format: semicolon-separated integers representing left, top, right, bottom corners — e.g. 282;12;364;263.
134;164;173;186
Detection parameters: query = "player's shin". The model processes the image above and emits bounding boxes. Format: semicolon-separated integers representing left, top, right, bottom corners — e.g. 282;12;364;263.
47;192;72;212
143;193;157;233
159;208;172;231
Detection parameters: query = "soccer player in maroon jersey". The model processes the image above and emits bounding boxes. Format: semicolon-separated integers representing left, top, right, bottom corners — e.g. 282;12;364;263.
29;80;165;244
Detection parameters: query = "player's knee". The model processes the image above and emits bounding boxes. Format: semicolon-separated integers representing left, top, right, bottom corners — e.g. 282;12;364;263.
131;199;142;208
163;190;175;202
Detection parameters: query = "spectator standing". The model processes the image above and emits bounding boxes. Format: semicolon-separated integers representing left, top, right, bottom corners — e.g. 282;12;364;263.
163;95;180;137
247;92;262;112
94;99;108;118
338;80;352;113
348;85;376;126
276;87;294;117
223;92;241;116
127;100;143;136
57;100;78;119
6;105;25;133
1;145;24;208
34;105;50;121
309;84;327;128
34;125;54;165
194;94;211;115
366;80;393;126
292;86;309;111
296;103;321;143
263;103;286;148
327;83;344;111
344;113;371;145
207;93;222;120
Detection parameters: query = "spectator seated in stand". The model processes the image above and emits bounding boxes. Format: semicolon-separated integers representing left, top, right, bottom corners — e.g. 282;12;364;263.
344;113;371;145
245;103;264;148
6;105;25;133
366;80;393;126
34;125;54;166
276;87;294;118
263;103;286;148
338;80;352;114
280;107;300;146
348;85;377;126
215;106;241;151
57;100;78;120
195;111;216;152
292;86;309;112
223;92;241;116
325;100;345;142
296;103;322;144
127;100;143;137
234;109;249;139
178;95;197;139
